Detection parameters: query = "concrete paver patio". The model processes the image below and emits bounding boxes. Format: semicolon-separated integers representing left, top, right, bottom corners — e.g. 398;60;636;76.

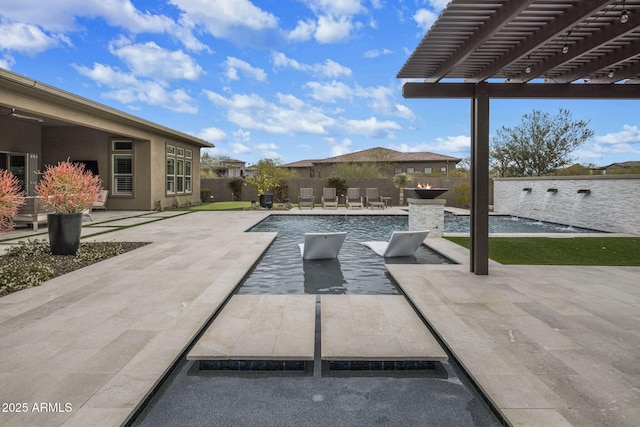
0;209;639;426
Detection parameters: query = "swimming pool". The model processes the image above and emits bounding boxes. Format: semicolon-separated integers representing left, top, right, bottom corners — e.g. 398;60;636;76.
239;215;453;295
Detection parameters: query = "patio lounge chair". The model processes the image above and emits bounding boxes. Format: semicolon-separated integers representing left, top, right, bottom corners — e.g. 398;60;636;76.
298;232;347;260
92;190;109;211
359;230;429;257
321;187;338;209
346;188;363;209
298;188;315;209
365;188;385;209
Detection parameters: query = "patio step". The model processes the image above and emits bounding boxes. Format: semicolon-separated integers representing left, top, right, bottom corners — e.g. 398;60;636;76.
188;294;448;372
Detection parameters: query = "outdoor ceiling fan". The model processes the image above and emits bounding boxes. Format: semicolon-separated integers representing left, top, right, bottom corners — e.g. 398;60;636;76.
4;108;44;123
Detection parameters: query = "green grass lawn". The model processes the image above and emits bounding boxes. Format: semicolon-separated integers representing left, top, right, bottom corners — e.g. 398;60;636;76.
445;236;640;266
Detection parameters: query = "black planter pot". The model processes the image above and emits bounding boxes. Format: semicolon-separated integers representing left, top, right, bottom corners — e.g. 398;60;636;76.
48;213;83;255
259;194;274;209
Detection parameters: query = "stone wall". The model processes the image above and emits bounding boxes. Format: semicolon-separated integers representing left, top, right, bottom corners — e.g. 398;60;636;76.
494;175;640;234
201;176;480;208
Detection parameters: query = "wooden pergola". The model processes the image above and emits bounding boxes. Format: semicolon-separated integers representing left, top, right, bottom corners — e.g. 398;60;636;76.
398;0;640;275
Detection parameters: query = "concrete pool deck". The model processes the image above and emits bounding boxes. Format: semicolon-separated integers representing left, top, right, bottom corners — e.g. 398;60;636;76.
0;209;639;426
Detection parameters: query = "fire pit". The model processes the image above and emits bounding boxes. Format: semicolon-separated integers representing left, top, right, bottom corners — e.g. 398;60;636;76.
404;188;448;199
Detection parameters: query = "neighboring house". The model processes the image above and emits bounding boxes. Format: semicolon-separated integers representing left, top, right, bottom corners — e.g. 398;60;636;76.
215;159;250;178
0;68;212;210
597;161;640;174
280;147;461;178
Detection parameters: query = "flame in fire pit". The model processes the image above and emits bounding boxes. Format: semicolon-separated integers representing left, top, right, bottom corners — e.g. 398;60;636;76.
416;183;432;189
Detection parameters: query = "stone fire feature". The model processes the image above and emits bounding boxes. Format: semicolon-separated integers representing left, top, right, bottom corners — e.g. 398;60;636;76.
408;198;445;237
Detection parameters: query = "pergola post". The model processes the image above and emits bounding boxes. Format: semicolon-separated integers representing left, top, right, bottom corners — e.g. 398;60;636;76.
470;84;490;275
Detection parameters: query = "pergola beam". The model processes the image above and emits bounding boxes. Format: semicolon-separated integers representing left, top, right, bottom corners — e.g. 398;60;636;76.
403;82;640;99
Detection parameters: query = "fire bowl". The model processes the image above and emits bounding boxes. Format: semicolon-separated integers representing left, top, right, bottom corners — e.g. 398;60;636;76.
404;188;449;199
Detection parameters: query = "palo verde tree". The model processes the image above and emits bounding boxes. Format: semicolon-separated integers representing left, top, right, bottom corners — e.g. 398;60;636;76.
245;158;296;195
490;109;594;176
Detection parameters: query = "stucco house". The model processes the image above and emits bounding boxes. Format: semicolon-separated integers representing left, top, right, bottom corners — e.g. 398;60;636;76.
1;68;212;210
280;147;461;178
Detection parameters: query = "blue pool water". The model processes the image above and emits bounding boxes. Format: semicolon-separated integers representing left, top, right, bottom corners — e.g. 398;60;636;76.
238;213;596;295
240;215;453;295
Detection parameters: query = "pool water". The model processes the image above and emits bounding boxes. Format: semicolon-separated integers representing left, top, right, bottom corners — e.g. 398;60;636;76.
445;212;598;233
240;215;453;295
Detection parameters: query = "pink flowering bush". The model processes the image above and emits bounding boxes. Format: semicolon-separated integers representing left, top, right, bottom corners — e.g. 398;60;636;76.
0;169;26;232
35;160;102;213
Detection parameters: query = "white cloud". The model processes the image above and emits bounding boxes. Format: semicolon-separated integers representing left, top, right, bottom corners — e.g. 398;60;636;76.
342;116;401;138
304;81;414;120
413;8;437;32
233;129;251;141
257;142;279;151
315;15;354;43
169;0;279;46
0;0;175;33
109;40;204;81
0;21;69;54
197;127;227;142
305;0;365;16
230;142;250;154
594;125;640;145
288;19;316;42
73;62;197;113
272;52;351;78
327;137;352;156
224;57;267;82
390;134;470;155
305;81;352;103
429;0;450;12
0;54;15;69
204;90;336;135
363;48;392;58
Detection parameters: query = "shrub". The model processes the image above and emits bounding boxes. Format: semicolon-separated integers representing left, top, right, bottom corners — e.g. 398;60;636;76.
454;182;471;209
228;178;244;200
35;160;102;213
0;169;26;232
200;188;211;203
327;177;347;196
273;179;289;203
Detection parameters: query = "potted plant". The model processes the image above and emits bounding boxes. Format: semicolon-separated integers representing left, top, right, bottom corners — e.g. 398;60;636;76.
35;160;102;255
0;169;26;232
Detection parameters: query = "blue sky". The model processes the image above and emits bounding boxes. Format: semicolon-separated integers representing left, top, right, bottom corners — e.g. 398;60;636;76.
1;0;639;167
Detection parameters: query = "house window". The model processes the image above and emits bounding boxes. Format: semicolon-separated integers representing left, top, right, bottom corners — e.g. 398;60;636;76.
424;167;432;174
113;154;133;195
406;167;415;174
111;139;133;195
185;160;192;192
441;167;447;175
166;158;175;194
394;167;403;174
166;144;192;194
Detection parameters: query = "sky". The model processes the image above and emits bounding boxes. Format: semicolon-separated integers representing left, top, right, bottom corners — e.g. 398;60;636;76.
1;0;639;168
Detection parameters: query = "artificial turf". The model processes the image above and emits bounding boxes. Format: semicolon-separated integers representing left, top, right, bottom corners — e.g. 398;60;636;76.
445;236;640;266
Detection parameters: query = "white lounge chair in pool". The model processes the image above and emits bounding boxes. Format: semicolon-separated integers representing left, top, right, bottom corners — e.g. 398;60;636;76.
299;232;347;260
359;230;429;257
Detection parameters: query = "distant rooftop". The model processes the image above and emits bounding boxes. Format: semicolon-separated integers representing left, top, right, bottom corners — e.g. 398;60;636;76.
281;147;460;168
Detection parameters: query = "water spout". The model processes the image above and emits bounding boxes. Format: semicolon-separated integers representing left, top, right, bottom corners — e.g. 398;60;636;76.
577;189;591;194
522;188;532;192
547;188;558;193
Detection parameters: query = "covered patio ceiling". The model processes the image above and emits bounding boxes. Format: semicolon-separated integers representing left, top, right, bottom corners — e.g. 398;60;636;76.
397;0;640;274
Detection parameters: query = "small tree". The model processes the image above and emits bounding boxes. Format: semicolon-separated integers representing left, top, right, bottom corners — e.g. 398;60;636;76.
0;169;26;232
490;109;594;176
245;159;296;195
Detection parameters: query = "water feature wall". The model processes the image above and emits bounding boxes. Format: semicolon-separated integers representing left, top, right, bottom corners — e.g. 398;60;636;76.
493;175;640;234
